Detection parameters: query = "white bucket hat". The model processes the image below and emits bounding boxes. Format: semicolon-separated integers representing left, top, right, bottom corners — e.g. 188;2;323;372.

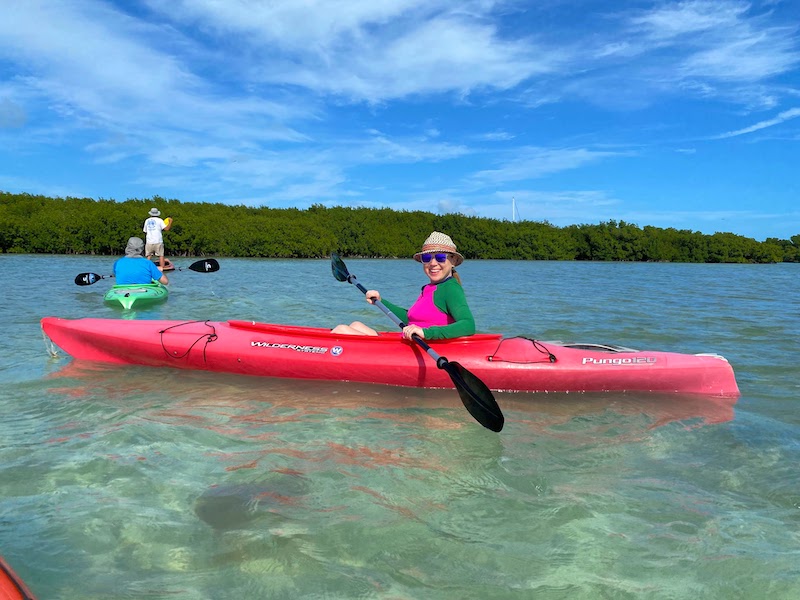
413;231;464;266
148;207;161;216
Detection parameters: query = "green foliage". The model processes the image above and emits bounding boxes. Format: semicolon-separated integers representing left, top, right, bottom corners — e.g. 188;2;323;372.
0;191;797;263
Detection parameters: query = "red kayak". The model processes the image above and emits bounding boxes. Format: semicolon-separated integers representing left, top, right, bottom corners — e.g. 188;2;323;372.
41;317;739;397
0;556;37;600
151;257;175;271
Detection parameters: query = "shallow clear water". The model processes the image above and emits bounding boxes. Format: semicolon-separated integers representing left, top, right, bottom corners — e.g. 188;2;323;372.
1;255;799;599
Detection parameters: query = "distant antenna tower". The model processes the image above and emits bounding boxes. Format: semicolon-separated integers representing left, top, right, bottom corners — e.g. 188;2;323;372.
512;197;520;222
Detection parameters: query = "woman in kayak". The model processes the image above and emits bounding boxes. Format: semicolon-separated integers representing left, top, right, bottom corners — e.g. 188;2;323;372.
332;231;475;340
114;237;170;285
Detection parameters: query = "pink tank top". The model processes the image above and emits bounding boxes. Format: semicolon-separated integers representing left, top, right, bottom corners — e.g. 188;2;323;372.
407;284;454;327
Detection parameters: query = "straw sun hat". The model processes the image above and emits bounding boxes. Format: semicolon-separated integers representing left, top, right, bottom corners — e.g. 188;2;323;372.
413;231;464;266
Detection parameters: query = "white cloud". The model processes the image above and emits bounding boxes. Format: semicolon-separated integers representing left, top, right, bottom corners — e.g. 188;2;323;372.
472;130;515;141
562;0;800;109
472;147;627;184
628;0;749;39
714;107;800;138
681;30;799;81
144;0;561;103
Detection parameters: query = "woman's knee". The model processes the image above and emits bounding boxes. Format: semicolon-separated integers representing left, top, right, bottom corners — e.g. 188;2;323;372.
331;322;378;336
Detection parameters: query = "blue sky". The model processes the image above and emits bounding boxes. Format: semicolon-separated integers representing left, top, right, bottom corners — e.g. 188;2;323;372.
1;1;798;241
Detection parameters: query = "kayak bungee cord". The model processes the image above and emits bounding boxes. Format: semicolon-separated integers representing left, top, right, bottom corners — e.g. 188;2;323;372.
529;338;558;363
487;337;558;364
159;320;218;362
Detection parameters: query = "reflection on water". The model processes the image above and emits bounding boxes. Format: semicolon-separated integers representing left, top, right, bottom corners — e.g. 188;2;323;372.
47;360;737;433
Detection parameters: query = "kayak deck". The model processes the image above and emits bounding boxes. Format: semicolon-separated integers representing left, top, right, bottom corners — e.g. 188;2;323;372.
40;317;740;397
103;282;168;310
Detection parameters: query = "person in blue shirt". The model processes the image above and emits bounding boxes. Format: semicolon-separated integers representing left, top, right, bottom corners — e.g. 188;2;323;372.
113;237;169;285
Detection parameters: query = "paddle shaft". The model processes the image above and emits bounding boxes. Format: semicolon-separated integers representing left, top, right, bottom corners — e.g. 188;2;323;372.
75;259;219;285
348;275;447;368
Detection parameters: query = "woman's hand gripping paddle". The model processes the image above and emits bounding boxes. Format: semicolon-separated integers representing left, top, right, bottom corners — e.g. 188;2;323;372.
74;258;220;285
331;253;504;432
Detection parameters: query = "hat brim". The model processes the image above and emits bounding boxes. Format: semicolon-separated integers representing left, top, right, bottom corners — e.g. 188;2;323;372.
413;250;464;266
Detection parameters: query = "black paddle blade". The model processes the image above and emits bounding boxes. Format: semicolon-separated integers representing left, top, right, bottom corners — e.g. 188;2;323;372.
444;360;504;432
187;258;220;273
331;253;350;282
74;273;103;286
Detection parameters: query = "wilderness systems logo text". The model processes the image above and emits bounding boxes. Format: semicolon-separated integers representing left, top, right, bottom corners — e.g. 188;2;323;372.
251;341;328;354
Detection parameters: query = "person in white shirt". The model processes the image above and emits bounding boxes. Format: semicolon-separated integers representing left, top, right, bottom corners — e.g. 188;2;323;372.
142;207;172;270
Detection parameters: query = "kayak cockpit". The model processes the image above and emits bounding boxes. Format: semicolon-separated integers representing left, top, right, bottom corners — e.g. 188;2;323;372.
544;341;640;353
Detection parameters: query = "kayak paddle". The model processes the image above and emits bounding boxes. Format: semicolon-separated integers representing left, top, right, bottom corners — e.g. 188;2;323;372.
74;258;220;285
74;272;110;286
330;253;504;432
176;258;220;273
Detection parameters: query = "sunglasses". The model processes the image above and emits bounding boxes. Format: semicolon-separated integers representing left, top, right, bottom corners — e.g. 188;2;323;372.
421;252;449;263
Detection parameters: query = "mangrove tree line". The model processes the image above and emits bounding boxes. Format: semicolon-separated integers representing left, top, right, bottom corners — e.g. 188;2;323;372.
1;191;798;263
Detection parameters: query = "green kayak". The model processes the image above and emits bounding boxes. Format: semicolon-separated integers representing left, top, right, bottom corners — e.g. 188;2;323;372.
103;282;169;310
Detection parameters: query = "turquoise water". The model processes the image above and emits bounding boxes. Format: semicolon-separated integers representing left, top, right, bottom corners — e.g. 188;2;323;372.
1;255;798;599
